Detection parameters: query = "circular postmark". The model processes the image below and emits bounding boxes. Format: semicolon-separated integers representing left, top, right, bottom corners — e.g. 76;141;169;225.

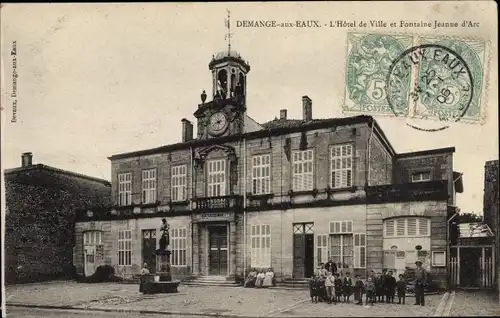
386;44;474;131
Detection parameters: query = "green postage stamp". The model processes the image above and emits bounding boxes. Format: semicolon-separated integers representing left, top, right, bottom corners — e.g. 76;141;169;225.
343;32;488;124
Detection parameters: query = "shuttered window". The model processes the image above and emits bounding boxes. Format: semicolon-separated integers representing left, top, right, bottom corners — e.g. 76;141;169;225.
251;225;271;268
252;154;271;195
330;144;353;188
292;150;314;191
353;233;366;268
384;217;431;237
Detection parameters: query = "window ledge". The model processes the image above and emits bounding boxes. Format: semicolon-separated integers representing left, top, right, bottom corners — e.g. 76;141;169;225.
115;205;136;210
140;201;161;208
170;200;189;206
327;186;357;194
383;235;431;239
247;193;274;200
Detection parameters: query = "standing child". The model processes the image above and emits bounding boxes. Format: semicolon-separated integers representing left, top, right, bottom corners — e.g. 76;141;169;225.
365;276;376;306
334;273;343;303
324;271;335;304
343;272;353;303
309;274;318;303
375;272;384;303
380;269;388;303
385;271;397;303
317;274;327;302
397;274;406;304
353;275;365;305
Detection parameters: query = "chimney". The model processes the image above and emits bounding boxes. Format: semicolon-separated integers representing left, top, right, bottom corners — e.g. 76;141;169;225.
280;109;287;120
181;118;194;142
21;152;33;167
302;96;312;121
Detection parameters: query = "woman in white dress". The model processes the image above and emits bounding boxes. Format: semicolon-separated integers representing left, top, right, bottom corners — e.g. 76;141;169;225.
255;270;265;288
262;268;274;288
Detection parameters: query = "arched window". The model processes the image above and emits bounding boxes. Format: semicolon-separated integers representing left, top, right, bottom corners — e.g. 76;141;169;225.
383;217;431;238
239;73;245;94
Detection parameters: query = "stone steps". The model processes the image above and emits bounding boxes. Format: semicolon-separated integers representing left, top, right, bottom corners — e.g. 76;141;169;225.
181;276;241;287
275;279;310;289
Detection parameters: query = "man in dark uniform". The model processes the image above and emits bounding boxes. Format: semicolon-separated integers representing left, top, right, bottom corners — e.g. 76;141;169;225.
414;260;427;306
325;258;337;275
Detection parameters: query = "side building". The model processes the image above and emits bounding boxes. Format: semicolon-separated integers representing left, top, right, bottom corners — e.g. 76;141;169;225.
483;160;499;299
4;153;111;284
74;49;463;289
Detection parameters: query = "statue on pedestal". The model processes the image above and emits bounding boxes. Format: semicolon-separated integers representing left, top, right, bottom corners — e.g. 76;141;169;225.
142;218;180;294
159;218;170;251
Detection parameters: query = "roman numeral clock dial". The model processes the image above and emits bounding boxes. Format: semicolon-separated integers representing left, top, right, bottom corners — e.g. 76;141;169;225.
208;111;228;136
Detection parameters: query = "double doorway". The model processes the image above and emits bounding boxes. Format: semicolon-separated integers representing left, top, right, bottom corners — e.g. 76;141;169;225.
208;225;228;276
293;223;315;279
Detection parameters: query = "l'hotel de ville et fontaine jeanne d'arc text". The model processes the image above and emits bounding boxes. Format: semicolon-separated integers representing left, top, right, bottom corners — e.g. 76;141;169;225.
234;19;481;29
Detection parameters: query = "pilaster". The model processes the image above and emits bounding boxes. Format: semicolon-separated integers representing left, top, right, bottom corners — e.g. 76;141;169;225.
230;221;237;276
192;223;199;275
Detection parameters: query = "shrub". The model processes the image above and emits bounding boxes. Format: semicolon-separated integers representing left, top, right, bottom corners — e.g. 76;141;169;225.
76;265;123;283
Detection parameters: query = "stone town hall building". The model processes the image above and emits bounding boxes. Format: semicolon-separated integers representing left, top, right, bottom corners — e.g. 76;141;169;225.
75;48;463;288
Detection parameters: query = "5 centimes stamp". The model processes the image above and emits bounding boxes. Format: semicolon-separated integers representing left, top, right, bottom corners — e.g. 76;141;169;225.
412;37;487;124
343;32;413;116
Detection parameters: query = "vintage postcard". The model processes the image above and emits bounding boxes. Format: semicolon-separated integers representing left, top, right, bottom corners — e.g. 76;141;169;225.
1;2;498;317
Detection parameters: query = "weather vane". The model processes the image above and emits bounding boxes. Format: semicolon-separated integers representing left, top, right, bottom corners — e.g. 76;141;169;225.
224;9;234;55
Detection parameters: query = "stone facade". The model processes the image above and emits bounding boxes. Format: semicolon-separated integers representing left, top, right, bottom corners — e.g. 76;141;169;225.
74;50;461;290
4;158;111;284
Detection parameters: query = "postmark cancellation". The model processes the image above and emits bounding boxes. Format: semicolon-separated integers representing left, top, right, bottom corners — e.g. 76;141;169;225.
343;32;488;125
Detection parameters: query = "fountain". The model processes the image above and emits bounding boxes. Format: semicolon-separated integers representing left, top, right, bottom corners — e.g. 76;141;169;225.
142;218;180;294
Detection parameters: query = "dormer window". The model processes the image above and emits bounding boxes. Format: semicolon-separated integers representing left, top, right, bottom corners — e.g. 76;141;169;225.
411;171;431;182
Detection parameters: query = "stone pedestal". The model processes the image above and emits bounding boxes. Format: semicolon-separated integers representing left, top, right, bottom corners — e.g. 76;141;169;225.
156;250;172;281
141;248;180;294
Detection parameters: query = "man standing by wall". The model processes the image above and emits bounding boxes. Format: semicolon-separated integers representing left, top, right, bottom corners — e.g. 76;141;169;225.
414;260;427;306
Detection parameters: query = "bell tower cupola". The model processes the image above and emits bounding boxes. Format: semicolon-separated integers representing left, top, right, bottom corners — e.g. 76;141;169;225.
208;10;250;106
209;50;250;105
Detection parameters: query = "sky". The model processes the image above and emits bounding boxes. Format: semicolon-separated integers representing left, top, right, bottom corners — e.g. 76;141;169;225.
1;2;498;215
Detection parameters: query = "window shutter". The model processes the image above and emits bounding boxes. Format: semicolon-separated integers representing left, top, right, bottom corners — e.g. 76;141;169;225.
354;233;366;268
407;218;417;236
418;218;429;236
385;220;395;237
396;219;405;236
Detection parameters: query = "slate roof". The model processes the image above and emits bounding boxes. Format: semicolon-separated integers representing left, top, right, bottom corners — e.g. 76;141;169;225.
261;118;334;130
4;164;111;186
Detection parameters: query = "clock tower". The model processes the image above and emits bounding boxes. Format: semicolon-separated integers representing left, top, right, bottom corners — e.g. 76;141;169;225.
194;49;250;140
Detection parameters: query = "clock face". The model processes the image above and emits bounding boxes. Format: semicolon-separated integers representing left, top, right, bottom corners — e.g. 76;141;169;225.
208;112;228;135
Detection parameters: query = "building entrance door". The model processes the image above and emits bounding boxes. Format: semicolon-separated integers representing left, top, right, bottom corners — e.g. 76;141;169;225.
142;229;157;273
83;231;102;277
293;223;314;279
208;225;228;276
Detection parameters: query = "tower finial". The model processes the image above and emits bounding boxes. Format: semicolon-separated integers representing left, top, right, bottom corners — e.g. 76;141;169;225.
224;9;233;55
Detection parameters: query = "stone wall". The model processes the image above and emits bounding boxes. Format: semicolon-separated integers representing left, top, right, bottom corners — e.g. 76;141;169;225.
75;216;192;280
366;200;448;289
5;171;110;284
110;121;400;206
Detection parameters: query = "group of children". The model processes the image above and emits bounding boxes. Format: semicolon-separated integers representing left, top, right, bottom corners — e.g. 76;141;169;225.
309;267;408;306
